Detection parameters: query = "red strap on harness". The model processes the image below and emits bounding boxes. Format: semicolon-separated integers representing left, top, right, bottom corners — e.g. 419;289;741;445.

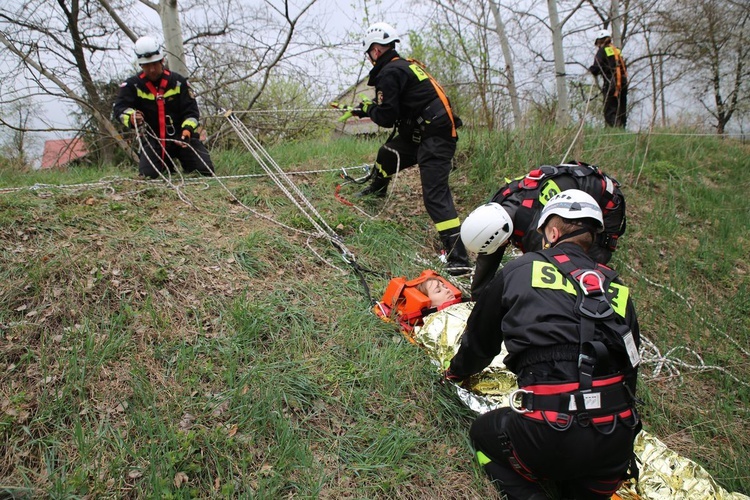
142;71;170;161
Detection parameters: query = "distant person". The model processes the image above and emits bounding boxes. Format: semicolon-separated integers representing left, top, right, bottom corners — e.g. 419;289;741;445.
460;162;626;300
447;190;641;500
589;29;628;128
113;36;215;179
347;22;471;276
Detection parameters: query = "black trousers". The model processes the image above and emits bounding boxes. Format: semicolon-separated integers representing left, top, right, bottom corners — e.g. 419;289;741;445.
139;136;215;179
603;85;627;128
375;131;460;234
470;407;637;500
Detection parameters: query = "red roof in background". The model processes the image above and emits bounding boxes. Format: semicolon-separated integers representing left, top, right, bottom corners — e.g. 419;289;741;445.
41;138;88;169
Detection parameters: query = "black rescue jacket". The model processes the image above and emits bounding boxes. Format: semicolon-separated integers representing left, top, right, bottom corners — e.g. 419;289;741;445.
365;49;460;139
451;242;640;390
113;69;200;139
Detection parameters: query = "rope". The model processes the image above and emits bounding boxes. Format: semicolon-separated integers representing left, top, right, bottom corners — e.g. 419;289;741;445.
623;262;750;388
560;77;596;164
218;109;387;304
206;107;342;118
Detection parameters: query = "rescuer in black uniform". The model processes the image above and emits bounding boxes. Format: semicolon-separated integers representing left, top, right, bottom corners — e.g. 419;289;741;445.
447;189;641;500
460;161;627;300
113;36;215;179
349;22;471;276
589;29;628;128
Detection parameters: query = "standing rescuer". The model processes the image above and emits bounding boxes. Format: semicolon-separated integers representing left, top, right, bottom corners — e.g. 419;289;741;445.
348;22;471;276
447;190;641;500
589;29;628;128
113;36;215;179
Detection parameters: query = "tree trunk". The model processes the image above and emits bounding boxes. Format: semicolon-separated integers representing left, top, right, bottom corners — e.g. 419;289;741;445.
489;1;522;128
161;0;189;76
609;0;622;47
547;0;570;126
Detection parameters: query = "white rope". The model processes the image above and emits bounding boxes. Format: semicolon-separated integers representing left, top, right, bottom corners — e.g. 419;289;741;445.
207;107;341;118
624;263;750;387
117;123;321;242
560;78;596;165
221;110;357;263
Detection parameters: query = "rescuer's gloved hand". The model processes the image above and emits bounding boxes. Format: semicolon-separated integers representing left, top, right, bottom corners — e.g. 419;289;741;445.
179;129;191;148
350;102;369;118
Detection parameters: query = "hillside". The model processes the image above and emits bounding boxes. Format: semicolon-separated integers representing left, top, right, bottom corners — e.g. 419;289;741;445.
1;128;749;498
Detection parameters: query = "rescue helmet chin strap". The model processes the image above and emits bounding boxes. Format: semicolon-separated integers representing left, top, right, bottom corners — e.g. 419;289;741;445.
553;226;595;247
543;224;596;249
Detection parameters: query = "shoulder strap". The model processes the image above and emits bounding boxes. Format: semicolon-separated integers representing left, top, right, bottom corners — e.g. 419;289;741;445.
541;248;634;390
405;58;459;138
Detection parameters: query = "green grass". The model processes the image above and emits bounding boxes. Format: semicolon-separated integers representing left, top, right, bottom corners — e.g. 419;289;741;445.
1;128;749;497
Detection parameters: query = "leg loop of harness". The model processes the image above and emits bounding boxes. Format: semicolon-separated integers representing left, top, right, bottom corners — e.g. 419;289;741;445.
497;433;538;482
541;411;574;432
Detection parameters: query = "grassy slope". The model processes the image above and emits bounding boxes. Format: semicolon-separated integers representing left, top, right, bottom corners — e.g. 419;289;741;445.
0;127;748;498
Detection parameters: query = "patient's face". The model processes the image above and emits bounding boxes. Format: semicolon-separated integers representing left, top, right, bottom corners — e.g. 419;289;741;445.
424;279;456;308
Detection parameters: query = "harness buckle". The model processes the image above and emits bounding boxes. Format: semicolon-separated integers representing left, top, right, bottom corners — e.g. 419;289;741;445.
578;353;595;369
509;388;533;414
576;411;591;427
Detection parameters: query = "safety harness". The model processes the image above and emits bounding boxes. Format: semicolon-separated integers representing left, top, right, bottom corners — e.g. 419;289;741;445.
604;43;628;97
494;162;626;252
392;57;460;139
141;70;171;162
373;270;462;336
509;248;640;433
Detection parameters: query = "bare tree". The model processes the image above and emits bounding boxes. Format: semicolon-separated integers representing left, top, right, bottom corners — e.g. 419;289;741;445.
658;0;750;133
489;0;522;127
0;1;130;165
547;0;571;126
0;0;336;166
0;101;39;168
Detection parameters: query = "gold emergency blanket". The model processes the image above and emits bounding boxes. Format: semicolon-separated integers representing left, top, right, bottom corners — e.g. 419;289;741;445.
412;302;749;500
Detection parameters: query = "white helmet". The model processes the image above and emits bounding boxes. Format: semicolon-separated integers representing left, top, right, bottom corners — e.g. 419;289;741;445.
134;36;164;65
537;189;604;232
461;203;514;255
362;22;400;52
594;29;611;43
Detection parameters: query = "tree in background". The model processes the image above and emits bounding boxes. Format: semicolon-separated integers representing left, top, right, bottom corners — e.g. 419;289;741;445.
0;0;336;167
0;102;39;170
658;0;749;134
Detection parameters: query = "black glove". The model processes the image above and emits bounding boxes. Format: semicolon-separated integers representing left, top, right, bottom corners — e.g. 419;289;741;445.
350;103;367;118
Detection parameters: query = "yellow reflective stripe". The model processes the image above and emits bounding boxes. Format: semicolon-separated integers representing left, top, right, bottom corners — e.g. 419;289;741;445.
435;218;461;232
539;179;561;206
121;109;135;127
531;261;577;294
163;88;180;99
137;88;155;100
605;46;615;57
374;162;389;178
182;118;198;129
136;87;181;100
531;261;630;318
608;282;629;318
477;450;491;466
408;63;430;81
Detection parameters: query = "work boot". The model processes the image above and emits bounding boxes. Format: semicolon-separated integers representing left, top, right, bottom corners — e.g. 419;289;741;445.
441;230;472;277
355;172;389;198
